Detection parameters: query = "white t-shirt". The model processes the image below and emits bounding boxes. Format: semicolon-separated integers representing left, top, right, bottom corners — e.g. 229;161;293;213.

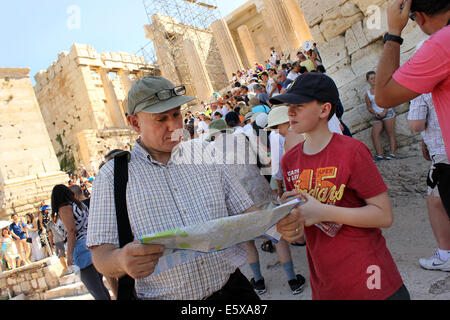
266;78;279;97
269;132;285;181
248;82;258;93
197;121;209;134
367;90;385;114
287;71;299;81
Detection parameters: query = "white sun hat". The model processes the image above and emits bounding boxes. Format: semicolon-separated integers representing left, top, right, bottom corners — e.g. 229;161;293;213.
265;106;290;131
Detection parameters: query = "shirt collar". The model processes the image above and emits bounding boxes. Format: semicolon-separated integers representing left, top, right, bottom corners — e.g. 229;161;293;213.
132;138;182;167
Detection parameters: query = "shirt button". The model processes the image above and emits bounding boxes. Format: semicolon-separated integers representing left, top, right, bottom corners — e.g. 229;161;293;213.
174;187;178;192
183;210;187;214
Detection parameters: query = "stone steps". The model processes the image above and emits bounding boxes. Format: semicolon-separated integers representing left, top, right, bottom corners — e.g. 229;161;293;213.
44;282;90;300
46;273;113;300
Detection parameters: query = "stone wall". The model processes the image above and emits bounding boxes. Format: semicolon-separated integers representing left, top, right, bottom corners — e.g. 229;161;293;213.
34;44;158;169
0;257;64;300
298;0;428;155
77;128;138;173
0;68;66;219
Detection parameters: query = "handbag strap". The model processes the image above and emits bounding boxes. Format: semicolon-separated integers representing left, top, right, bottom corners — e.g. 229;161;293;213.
113;151;136;300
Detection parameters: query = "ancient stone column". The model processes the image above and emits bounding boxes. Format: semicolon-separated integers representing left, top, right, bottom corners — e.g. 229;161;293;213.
236;24;259;68
118;70;133;94
182;39;213;102
100;69;126;127
211;19;244;81
144;20;180;85
283;0;314;45
262;0;301;57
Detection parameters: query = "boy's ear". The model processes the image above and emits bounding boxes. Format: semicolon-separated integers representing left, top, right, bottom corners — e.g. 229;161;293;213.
319;102;333;120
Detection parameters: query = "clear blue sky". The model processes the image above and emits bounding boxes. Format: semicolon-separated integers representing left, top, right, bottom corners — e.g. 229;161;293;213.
0;0;246;84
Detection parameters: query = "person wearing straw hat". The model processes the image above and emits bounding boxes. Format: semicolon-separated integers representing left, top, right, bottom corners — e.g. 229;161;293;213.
87;76;261;300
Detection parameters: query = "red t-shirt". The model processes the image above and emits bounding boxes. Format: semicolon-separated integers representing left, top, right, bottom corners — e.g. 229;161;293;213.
281;134;403;300
393;25;450;157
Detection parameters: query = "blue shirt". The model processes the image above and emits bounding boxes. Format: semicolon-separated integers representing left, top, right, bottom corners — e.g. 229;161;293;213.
252;105;271;114
10;222;27;240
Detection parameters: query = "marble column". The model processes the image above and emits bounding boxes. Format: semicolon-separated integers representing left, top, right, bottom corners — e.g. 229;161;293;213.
283;0;314;45
263;0;301;57
211;19;244;81
100;69;126;127
182;39;213;102
236;24;259;69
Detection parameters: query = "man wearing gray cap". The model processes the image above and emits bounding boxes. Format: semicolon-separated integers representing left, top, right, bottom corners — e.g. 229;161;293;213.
86;76;261;300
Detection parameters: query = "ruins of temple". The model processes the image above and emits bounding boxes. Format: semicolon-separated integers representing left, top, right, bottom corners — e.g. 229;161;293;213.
0;0;431;221
34;44;159;171
0;68;67;219
146;0;427;154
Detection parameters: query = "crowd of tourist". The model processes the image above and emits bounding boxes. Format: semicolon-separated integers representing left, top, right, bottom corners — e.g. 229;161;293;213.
1;0;449;302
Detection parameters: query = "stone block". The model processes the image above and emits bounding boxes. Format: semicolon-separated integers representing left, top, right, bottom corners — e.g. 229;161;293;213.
343;103;373;134
31;279;38;290
297;0;347;27
20;281;31;294
327;56;356;89
349;0;386;14
350;40;384;77
7;277;17;286
12;285;22;295
319;3;364;41
317;35;347;69
362;1;390;44
37;277;47;290
310;24;326;46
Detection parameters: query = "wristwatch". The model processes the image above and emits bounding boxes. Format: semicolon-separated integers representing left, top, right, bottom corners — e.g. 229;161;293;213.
383;33;404;45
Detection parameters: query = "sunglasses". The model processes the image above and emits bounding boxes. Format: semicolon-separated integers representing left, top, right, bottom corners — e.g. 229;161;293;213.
133;85;186;114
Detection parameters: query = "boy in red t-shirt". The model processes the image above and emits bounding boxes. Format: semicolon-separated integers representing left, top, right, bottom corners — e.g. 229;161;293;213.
271;73;409;300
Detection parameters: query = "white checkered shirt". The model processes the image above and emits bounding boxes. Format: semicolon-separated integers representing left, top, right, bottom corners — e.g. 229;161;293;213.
408;93;446;157
86;139;254;300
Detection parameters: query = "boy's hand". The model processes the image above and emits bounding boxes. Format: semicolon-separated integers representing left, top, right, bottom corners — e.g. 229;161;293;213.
295;193;327;227
280;190;302;204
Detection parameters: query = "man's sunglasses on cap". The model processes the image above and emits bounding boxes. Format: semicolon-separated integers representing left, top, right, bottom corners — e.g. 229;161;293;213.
132;85;187;114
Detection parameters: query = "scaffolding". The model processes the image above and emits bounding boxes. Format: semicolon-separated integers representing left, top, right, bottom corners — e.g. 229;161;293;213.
142;0;225;98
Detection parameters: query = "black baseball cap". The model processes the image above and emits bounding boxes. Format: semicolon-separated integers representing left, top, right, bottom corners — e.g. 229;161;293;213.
269;73;339;107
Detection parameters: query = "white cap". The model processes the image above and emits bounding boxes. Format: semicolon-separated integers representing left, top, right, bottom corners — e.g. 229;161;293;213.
251;112;263;123
265;106;289;131
256;113;268;128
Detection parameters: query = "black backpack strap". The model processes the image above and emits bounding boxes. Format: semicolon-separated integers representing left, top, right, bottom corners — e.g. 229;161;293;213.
113;151;137;300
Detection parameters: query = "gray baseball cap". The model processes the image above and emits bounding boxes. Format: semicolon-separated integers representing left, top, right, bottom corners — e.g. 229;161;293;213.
127;76;196;115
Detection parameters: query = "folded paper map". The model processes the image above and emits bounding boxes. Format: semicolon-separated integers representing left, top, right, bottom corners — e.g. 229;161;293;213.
140;198;303;253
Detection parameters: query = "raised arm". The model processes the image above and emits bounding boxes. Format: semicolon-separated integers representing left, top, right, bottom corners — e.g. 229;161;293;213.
375;0;420;107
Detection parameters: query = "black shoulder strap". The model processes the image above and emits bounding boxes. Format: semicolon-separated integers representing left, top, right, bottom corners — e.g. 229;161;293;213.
113;151;137;300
